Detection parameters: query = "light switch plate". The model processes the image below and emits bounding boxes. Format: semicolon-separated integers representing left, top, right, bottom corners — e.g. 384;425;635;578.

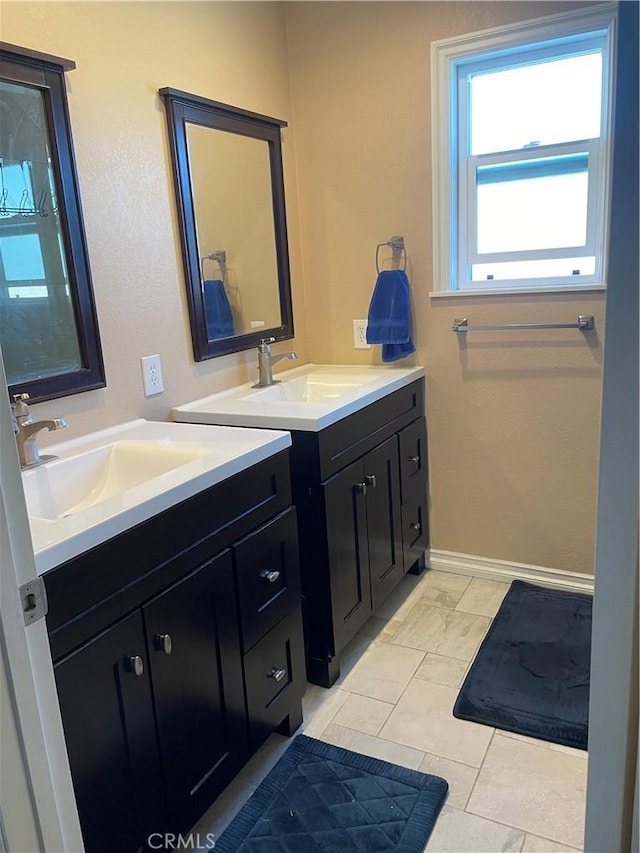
141;354;164;396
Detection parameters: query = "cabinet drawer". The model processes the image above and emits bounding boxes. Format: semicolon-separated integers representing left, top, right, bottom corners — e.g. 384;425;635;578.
399;419;429;571
244;610;305;752
399;418;427;501
233;507;300;653
402;491;428;571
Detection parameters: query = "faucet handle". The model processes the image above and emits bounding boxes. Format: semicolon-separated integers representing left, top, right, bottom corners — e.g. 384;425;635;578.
11;393;32;423
258;337;276;352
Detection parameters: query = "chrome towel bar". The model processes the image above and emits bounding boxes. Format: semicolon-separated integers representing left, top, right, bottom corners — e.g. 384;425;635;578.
452;315;594;333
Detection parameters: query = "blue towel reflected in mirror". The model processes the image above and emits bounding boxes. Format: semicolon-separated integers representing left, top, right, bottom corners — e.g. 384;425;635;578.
366;269;415;362
203;279;234;340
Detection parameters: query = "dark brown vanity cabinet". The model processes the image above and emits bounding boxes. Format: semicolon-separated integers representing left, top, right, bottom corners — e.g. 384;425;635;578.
46;451;305;853
55;551;245;851
290;378;429;687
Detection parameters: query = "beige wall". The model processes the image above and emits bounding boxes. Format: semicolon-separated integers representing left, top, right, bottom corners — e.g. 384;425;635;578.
3;1;603;575
1;1;308;438
286;1;603;574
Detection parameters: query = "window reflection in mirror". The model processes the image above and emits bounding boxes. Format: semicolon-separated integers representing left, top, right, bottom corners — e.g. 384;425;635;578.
0;44;104;402
160;88;294;361
0;80;82;381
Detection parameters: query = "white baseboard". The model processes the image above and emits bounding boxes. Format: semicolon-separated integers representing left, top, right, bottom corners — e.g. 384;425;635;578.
427;548;594;595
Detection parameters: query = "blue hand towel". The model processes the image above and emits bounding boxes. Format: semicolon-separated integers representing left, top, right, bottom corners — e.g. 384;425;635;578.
366;269;415;362
203;279;234;340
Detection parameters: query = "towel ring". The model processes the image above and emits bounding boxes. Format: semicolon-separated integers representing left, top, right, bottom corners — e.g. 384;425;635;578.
200;250;227;282
375;236;407;274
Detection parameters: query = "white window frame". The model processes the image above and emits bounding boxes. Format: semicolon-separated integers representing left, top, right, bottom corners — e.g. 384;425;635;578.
431;3;617;296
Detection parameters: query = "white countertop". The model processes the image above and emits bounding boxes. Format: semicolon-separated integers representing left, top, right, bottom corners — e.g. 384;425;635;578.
24;419;290;575
172;364;425;432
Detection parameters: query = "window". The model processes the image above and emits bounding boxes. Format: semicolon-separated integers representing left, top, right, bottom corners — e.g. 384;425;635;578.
431;5;616;295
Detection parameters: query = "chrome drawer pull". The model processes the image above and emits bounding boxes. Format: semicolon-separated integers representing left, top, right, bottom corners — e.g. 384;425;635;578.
408;455;420;464
354;482;367;496
260;569;280;583
153;633;173;655
364;474;377;489
269;667;286;682
124;655;144;677
409;521;421;533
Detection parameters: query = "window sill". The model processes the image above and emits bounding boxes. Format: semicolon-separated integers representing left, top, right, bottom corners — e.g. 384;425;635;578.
429;284;607;298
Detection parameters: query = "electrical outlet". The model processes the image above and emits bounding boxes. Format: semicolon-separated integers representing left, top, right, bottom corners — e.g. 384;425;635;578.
141;354;164;397
353;319;371;349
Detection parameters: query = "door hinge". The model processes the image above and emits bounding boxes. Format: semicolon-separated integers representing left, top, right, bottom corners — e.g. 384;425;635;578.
19;578;48;626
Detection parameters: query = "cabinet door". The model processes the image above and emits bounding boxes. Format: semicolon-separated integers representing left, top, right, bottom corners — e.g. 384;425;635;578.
323;458;371;655
365;436;404;610
399;418;429;570
143;549;247;832
54;611;165;853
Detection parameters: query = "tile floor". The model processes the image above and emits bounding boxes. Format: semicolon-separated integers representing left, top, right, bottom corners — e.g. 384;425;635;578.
192;570;588;852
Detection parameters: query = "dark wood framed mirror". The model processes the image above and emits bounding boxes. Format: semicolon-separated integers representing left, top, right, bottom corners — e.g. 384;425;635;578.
0;43;105;402
160;88;294;361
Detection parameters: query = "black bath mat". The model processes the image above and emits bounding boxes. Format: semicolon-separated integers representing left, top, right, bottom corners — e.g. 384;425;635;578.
453;580;591;750
215;735;448;852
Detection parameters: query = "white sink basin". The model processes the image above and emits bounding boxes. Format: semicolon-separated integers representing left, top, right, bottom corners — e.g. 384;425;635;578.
172;364;425;432
23;440;213;522
243;373;374;403
24;420;291;575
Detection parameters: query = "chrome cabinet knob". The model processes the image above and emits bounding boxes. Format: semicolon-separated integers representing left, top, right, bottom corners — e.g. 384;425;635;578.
364;474;377;489
408;455;420;464
354;482;367;496
269;667;286;682
409;521;421;533
124;655;144;677
153;633;173;655
260;569;280;583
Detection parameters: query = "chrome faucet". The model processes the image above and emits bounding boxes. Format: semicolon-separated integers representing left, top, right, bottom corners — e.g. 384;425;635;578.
252;338;298;388
12;393;68;469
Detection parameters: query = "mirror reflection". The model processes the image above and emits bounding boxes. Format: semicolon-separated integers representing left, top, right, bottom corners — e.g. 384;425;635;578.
187;124;281;340
0;80;82;383
160;88;294;361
